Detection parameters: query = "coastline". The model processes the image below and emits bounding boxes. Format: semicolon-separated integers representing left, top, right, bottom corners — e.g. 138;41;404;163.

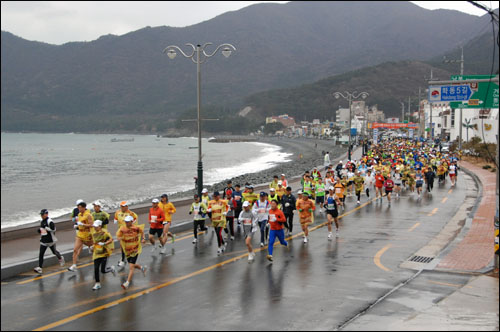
1;136;345;233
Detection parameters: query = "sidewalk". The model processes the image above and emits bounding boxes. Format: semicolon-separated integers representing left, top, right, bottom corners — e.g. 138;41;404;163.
436;161;497;272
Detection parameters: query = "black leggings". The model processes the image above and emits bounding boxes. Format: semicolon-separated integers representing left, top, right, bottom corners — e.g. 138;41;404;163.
94;257;112;282
39;244;62;268
427;180;434;192
285;213;294;233
215;227;225;247
356;190;362;201
366;188;370;198
224;217;234;237
193;219;204;238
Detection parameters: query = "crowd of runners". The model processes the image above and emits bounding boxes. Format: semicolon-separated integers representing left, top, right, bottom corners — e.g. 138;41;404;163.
34;138;461;291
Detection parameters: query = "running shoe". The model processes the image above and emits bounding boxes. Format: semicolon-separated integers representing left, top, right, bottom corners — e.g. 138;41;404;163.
248;252;255;262
34;267;43;274
303;237;308;243
121;281;130;290
192;238;197;244
260;242;264;247
336;229;339;238
58;256;65;267
160;247;166;254
357;200;360;205
117;260;125;267
88;246;93;254
328;232;332;240
141;265;147;276
92;282;101;290
230;236;235;241
266;255;273;262
217;248;222;256
110;265;116;276
67;264;77;272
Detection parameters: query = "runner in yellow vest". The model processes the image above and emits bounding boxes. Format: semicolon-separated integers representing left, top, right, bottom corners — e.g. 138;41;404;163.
68;201;94;272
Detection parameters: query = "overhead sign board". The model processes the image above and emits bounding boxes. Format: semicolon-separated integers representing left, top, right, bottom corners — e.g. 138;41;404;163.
429;85;473;102
372;122;418;129
448;75;499;109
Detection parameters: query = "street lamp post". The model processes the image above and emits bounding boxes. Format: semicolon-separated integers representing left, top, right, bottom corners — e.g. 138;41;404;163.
163;42;236;197
333;91;369;161
443;46;464;148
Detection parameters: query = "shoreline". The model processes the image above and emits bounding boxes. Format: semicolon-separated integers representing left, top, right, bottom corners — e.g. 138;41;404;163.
1;136;345;232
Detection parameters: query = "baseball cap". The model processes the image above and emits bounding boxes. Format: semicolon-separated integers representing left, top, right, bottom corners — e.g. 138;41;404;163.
286;186;292;191
124;215;134;223
76;199;84;205
161;193;168;198
213;191;220;196
242;201;250;207
329;186;334;191
270;188;275;191
93;219;103;227
120;201;128;207
281;173;285;176
201;188;208;194
93;200;101;206
152;198;159;203
40;209;48;215
260;192;266;196
297;190;303;194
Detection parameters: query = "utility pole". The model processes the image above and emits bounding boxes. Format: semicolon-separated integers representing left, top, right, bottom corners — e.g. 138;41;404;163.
418;87;422;139
400;102;405;123
444;46;464;147
408;96;411;122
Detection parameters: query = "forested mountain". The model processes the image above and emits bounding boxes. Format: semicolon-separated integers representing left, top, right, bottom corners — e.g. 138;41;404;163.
1;1;493;132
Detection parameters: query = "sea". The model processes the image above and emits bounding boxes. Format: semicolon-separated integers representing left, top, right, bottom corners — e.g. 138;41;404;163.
1;133;292;229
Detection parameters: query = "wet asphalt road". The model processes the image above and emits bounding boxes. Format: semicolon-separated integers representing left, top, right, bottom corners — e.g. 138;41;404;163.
1;174;474;331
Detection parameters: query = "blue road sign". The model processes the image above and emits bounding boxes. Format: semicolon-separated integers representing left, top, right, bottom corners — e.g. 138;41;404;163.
351;128;357;136
429;85;473;102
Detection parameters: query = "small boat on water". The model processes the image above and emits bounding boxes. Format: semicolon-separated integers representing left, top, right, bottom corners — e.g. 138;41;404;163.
188;146;198;149
168;143;176;146
111;138;134;142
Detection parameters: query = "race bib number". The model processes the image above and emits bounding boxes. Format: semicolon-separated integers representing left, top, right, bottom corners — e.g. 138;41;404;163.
258;208;265;214
327;204;336;210
269;214;276;222
194;210;199;216
235;196;241;201
336;188;341;194
40;228;47;235
243;218;252;225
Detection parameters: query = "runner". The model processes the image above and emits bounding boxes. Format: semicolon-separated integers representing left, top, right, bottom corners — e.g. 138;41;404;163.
232;184;243;229
91;219;115;290
325;187;341;239
91;201;110;230
374;170;385;202
148;198;165;251
352;171;365;205
242;185;259;206
449;161;458;187
201;188;211;232
71;199;84;230
346;167;355;197
224;194;236;241
68;202;94;272
268;187;281;206
393;168;402;198
281;186;296;236
296;193;315;243
117;216;146;290
415;169;424;199
207;191;229;255
324;151;331;172
364;169;375;199
383;174;394;206
315;177;326;211
159;194;176;252
189;194;207;244
239;201;257;262
276;181;287;200
302;175;314;198
113;201;138;268
253;192;271;247
424;166;436;194
280;174;288;188
34;209;64;274
334;176;346;210
269;175;279;190
266;200;288;262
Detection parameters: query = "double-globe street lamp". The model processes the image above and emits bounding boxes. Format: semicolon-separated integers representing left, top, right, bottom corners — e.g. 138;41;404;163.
163;42;236;197
333;91;369;161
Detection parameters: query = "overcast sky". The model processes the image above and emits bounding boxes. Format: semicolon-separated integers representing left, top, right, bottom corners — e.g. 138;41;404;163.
1;1;498;45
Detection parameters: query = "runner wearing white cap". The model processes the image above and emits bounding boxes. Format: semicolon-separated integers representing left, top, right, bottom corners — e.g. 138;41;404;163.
117;215;146;290
239;201;257;261
91;219;116;290
91;201;110;230
113;201;138;267
280;174;288;188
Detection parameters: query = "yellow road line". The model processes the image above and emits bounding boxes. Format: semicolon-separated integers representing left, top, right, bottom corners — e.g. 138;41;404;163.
427;280;472;288
374;244;392;272
34;198;379;331
427;207;438;216
407;223;421;232
441;197;448;203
